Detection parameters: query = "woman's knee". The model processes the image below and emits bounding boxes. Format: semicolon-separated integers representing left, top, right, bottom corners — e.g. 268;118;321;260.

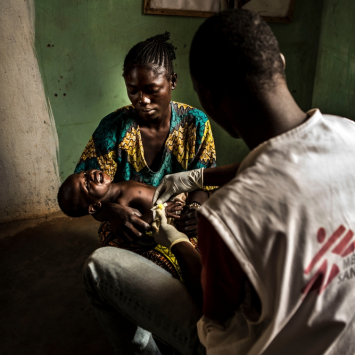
82;247;145;289
83;248;105;291
82;247;119;290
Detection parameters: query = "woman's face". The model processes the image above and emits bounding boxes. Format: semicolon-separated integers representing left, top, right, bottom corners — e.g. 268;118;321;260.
124;66;177;123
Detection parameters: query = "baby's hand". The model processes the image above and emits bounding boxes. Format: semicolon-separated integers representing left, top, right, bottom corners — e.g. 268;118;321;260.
165;201;184;219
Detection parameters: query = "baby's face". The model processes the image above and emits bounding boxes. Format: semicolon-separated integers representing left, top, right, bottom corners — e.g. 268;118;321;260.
65;169;112;210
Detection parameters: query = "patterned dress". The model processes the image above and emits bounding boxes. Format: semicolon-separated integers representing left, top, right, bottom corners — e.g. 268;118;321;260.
75;101;217;280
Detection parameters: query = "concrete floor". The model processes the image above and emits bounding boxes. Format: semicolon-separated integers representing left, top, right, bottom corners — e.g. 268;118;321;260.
0;212;115;355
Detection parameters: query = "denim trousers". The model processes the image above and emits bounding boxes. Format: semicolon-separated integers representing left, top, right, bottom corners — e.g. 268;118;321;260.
83;247;206;355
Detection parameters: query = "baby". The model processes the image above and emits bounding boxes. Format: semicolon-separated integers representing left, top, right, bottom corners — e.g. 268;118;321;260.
58;169;195;281
57;169;184;225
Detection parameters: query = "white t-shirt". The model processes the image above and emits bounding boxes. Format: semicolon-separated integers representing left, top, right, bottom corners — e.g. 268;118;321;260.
197;109;355;355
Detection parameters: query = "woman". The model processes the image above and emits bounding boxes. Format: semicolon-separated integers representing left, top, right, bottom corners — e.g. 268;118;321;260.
74;32;217;279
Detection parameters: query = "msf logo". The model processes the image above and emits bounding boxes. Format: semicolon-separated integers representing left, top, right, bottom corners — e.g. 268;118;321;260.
301;225;355;295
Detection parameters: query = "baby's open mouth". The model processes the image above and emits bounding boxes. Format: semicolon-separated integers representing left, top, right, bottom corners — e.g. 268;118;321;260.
95;171;103;184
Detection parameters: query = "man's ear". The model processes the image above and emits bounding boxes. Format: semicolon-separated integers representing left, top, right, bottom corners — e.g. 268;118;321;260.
171;72;177;90
280;53;286;69
88;202;102;215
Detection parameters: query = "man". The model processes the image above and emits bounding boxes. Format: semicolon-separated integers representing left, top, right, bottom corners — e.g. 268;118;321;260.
84;9;355;354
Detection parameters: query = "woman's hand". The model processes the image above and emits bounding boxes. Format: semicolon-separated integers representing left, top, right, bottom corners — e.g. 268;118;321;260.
174;205;199;237
152;168;204;205
95;202;151;244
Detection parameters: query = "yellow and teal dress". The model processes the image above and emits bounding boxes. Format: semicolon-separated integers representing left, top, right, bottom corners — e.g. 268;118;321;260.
74;101;217;280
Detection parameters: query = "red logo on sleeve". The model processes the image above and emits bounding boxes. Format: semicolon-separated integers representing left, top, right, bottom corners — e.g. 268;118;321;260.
301;225;355;295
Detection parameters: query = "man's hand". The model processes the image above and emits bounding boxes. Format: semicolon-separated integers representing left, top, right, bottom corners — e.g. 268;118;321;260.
96;202;151;245
152;168;204;205
174;205;199;237
152;208;189;250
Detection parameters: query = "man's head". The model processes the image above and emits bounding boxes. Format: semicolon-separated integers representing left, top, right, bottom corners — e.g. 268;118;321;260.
57;169;112;217
189;9;286;137
190;9;284;94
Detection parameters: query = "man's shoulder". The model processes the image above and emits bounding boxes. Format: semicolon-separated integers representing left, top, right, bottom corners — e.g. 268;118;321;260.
322;112;355;138
202;156;302;224
204;109;355;221
322;112;355;125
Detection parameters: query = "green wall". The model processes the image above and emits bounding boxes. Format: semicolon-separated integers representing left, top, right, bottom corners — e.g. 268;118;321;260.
270;0;323;112
35;0;324;181
312;0;355;120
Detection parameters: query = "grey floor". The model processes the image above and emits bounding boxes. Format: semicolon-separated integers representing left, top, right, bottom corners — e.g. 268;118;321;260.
0;212;115;355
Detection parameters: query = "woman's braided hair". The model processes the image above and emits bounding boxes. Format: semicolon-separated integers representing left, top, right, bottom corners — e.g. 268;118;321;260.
123;32;176;78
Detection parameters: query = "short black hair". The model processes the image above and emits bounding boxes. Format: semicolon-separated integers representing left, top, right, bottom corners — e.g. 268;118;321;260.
123;32;176;77
57;180;88;218
190;9;285;93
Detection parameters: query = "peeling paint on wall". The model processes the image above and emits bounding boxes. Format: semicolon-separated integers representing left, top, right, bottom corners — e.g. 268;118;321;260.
0;0;60;223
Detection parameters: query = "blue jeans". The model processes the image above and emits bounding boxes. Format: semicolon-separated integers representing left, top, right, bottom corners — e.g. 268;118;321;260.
83;247;206;355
